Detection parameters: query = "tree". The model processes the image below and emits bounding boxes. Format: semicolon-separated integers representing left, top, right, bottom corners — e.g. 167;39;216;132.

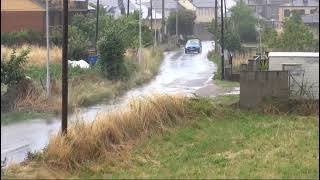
209;18;242;52
71;14;96;43
261;26;278;49
68;26;90;60
167;9;196;37
279;12;314;51
97;30;129;80
224;30;241;52
262;12;317;51
230;1;257;42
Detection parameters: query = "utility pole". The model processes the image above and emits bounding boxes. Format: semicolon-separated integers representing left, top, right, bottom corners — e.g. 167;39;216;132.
127;0;130;16
154;8;157;47
95;0;100;49
224;0;227;18
62;0;68;135
139;0;142;64
150;0;153;30
214;0;218;52
46;0;50;97
220;0;224;80
161;0;165;42
176;0;179;46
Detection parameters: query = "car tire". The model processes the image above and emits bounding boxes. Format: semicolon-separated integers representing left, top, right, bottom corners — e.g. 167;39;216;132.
185;50;188;54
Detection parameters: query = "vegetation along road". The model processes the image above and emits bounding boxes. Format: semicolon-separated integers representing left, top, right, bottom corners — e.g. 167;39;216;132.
1;41;238;165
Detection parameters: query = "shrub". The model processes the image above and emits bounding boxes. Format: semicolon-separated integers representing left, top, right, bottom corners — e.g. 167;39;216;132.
50;27;63;46
98;31;129;80
1;48;30;86
68;26;90;60
1;29;43;46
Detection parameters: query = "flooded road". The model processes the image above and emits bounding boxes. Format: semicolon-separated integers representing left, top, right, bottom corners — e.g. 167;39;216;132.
1;41;238;165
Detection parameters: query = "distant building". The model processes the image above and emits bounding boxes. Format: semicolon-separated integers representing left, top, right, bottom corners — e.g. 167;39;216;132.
277;0;319;31
247;0;291;20
191;0;216;23
33;0;90;28
302;10;319;27
1;0;45;33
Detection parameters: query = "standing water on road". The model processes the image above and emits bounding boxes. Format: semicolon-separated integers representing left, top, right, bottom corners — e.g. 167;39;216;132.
1;41;230;165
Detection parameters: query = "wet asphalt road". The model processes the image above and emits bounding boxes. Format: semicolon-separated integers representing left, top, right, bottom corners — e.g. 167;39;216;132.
1;41;238;165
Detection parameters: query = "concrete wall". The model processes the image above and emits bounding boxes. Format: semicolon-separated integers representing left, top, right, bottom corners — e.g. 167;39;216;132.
269;56;319;99
1;11;45;33
240;71;289;108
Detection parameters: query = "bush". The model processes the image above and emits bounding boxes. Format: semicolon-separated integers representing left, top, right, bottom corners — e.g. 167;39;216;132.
68;26;90;60
1;48;30;86
98;31;130;80
50;27;63;46
1;29;43;46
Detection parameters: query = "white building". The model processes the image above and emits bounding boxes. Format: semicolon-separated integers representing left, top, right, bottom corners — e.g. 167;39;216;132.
268;52;319;99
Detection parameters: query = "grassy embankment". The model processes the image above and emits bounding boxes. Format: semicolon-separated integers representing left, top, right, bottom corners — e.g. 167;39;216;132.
2;94;319;179
1;45;164;125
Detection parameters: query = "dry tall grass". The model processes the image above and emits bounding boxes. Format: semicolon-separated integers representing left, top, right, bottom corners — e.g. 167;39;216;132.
43;95;189;169
232;52;254;73
1;45;62;66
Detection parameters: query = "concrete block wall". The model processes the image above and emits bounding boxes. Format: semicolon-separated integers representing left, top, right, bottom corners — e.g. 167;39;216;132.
240;71;289;108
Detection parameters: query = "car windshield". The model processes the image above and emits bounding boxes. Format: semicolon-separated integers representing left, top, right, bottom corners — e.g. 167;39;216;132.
187;40;200;46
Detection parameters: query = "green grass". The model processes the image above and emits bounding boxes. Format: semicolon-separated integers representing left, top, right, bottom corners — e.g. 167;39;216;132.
207;51;221;80
103;101;319;179
1;111;53;125
213;79;239;89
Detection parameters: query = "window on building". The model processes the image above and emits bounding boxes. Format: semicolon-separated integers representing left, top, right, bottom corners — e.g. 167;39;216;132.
310;9;317;14
284;9;290;17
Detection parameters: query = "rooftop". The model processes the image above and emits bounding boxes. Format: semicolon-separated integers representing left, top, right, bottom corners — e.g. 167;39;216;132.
191;0;215;8
1;0;44;11
179;0;196;11
268;52;320;57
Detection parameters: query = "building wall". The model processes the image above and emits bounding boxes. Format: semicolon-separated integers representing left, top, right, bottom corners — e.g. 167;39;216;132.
240;71;289;107
269;56;319;99
1;11;45;33
277;6;318;31
195;7;215;23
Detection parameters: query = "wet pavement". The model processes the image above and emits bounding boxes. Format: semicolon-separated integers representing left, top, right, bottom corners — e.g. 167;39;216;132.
1;41;239;165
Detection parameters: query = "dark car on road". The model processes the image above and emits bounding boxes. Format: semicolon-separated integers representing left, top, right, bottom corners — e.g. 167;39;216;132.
185;39;202;54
